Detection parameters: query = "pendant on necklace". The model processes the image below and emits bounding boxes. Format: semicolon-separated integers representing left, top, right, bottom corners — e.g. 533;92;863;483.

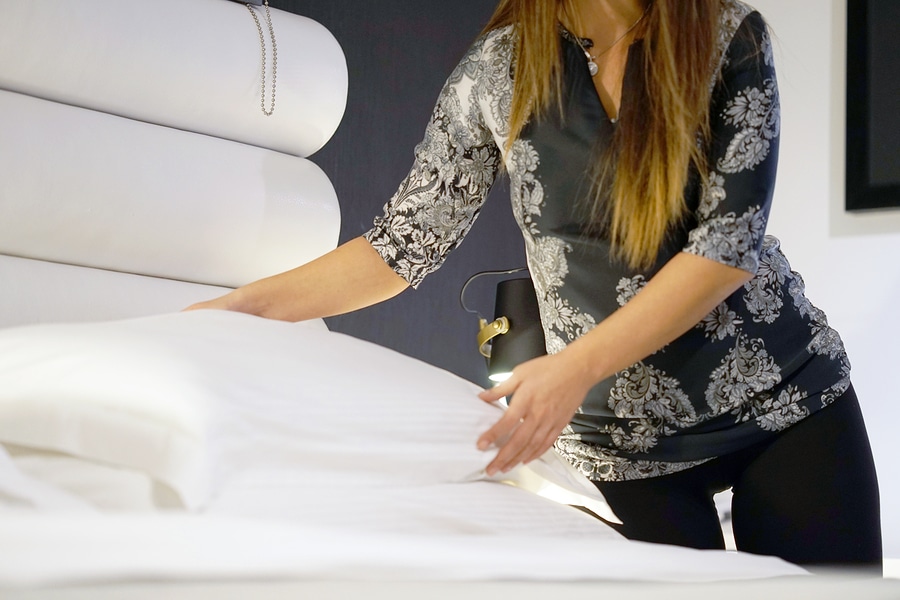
584;51;600;77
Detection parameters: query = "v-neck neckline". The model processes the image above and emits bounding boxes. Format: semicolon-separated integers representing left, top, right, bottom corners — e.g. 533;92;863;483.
559;24;640;124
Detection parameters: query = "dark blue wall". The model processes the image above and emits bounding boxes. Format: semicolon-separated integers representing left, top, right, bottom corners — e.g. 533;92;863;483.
269;0;526;386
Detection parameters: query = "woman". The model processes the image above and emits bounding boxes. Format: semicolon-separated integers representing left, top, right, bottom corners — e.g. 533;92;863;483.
188;0;881;570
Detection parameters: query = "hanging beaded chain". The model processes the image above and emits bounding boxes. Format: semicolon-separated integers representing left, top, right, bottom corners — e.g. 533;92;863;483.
245;0;277;116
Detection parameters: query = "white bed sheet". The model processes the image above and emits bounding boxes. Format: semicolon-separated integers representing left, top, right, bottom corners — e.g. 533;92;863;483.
0;441;812;585
0;510;809;587
0;311;811;586
3;578;898;600
0;312;604;511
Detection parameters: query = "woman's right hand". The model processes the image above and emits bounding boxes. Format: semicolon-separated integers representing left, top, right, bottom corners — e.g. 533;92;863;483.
183;294;236;313
180;237;409;322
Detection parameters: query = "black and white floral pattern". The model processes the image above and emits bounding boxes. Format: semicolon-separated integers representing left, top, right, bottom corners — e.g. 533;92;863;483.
366;1;851;482
507;136;599;355
743;238;790;323
615;275;647;307
698;171;727;219
718;79;780;173
685;205;768;272
555;436;710;481
754;385;810;431
706;334;782;419
698;302;744;340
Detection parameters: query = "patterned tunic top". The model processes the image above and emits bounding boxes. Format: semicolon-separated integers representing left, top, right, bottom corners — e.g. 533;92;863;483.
364;1;851;481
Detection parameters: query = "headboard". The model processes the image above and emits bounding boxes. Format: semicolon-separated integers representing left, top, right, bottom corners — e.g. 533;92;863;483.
0;0;347;327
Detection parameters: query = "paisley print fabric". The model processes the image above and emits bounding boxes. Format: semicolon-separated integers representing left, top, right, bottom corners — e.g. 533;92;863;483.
365;1;851;481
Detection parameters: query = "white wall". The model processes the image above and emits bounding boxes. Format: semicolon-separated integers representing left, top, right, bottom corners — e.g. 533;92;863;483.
751;0;900;557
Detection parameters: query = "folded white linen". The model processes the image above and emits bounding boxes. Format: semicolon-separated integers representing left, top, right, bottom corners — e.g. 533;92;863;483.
0;90;340;288
2;443;181;512
0;0;347;157
0;445;95;513
0;310;614;519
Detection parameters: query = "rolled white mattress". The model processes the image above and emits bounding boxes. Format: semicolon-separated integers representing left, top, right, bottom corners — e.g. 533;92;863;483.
0;0;347;157
0;256;234;329
0;90;341;289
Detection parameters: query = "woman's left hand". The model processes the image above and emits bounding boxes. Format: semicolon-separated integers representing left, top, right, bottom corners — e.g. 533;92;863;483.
476;349;595;476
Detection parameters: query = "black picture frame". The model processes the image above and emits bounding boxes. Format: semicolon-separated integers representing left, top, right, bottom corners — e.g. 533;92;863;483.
845;0;900;211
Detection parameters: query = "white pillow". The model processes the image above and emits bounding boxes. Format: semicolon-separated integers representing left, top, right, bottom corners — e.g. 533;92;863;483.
0;311;613;519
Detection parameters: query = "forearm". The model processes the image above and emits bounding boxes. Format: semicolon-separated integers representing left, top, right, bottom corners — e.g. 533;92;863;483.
205;236;409;321
563;252;753;385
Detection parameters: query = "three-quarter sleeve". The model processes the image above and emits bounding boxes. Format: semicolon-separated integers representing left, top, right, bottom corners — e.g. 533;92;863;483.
364;36;503;288
683;12;781;274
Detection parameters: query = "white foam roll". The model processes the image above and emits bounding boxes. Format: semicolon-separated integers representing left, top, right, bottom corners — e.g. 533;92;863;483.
0;0;347;157
0;90;341;289
0;256;236;329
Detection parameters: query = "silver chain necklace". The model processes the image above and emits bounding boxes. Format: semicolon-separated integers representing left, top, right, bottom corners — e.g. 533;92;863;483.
245;0;277;116
576;6;648;77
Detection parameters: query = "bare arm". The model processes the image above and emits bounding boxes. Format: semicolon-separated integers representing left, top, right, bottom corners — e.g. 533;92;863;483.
185;236;409;321
477;252;752;475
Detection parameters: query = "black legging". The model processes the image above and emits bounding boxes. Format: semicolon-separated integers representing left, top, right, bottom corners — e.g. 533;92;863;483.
593;385;882;573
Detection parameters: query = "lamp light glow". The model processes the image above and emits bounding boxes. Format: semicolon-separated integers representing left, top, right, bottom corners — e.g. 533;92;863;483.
488;371;513;383
482;277;546;384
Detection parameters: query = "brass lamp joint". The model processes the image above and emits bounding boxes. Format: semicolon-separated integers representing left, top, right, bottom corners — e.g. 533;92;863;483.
477;316;510;358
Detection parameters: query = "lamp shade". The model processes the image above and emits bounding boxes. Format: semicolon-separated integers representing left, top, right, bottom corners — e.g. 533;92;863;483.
486;277;546;382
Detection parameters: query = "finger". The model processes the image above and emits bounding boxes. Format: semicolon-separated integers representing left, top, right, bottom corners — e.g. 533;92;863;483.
492;416;565;474
478;381;515;403
477;406;525;451
521;426;561;466
485;418;540;475
518;417;563;461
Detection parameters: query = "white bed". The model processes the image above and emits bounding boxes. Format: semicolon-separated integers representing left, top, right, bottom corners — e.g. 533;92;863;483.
0;1;896;598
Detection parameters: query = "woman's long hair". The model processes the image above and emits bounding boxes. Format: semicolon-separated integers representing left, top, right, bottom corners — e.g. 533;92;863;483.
483;0;722;270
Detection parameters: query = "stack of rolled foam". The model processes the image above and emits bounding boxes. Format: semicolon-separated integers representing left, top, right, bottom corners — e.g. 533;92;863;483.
0;0;346;293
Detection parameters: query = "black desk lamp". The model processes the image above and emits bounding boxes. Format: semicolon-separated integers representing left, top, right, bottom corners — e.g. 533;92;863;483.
461;269;547;383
